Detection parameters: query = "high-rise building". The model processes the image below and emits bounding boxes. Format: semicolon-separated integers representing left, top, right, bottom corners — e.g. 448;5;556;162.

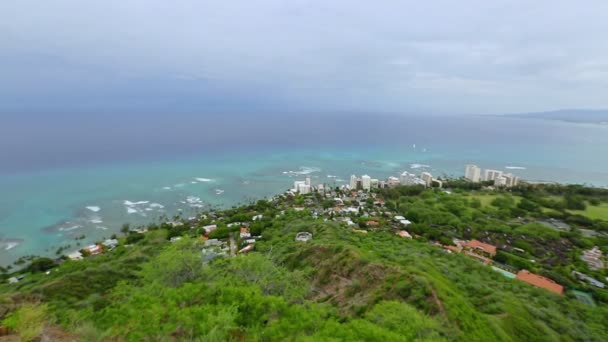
370;179;379;189
298;184;311;194
494;176;507;187
361;175;371;191
464;164;481;182
484;169;503;182
503;173;519;187
305;176;311;186
350;175;358;190
387;176;400;187
420;172;433;187
400;171;417;185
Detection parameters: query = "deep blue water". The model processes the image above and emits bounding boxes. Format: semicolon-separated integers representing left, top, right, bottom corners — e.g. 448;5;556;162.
1;113;607;265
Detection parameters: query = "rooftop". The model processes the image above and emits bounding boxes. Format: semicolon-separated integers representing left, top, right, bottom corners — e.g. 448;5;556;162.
516;270;564;295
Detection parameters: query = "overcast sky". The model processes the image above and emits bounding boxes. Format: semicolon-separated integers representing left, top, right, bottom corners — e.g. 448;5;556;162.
1;1;608;115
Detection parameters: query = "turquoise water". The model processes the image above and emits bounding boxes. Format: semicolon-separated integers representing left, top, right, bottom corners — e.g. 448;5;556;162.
1;115;607;265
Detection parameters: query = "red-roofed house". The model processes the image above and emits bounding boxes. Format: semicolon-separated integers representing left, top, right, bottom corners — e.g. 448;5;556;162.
366;221;380;227
463;240;497;257
516;270;564;295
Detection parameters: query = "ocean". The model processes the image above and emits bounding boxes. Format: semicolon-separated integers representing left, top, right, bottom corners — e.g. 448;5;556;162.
1;113;607;265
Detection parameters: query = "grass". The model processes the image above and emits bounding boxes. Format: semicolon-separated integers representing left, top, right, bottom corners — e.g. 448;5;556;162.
569;203;608;220
468;193;522;207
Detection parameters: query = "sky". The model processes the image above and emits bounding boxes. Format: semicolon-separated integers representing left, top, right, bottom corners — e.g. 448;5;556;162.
1;1;608;115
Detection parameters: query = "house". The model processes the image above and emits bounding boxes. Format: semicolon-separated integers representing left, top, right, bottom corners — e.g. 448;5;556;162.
581;246;605;270
463;250;493;265
240;227;251;239
238;244;255;254
399;219;412;226
204;239;223;247
67;251;83;261
252;214;263;221
84;244;103;255
202;225;218;234
102;239;119;250
295;232;313;242
516;270;564;295
572;271;605;288
463;240;497;257
366;221;380;227
394;215;406;221
7;277;19;284
396;230;412;239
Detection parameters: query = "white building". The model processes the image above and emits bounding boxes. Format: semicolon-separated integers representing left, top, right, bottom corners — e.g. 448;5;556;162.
300;184;311;194
370;178;379;189
494;176;507;187
305;176;311;186
293;181;311;194
400;171;417;185
464;164;481;182
387;176;400;187
503;173;519;187
361;175;371;191
420;172;433;187
484;169;503;182
350;175;358;190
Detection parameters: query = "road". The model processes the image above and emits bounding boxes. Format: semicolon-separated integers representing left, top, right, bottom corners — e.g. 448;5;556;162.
229;233;236;257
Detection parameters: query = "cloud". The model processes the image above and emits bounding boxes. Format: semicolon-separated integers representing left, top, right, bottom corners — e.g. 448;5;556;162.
1;0;607;114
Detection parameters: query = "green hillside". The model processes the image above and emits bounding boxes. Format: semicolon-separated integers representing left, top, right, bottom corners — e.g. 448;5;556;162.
1;183;607;341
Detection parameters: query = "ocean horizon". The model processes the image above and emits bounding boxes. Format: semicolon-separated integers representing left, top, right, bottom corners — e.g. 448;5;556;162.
1;113;607;266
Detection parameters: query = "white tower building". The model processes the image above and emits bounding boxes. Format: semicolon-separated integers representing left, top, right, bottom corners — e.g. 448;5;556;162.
464;165;481;182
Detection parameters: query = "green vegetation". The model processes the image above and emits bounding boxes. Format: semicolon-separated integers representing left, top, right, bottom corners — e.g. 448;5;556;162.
570;203;608;221
1;182;607;340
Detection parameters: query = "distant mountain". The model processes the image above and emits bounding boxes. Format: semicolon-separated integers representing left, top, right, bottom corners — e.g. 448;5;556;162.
503;109;608;124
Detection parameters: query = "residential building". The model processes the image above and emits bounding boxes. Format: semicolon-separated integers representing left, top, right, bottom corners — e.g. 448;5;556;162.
387;176;400;188
295;232;313;242
350;175;358;190
494;176;508;187
203;225;218;234
240;227;251;238
370;178;379;189
299;184;311;194
84;244;103;255
361;175;371;191
305;176;311;186
420;172;433;187
516;270;564;295
484;169;503;182
400;171;417;185
238;244;254;254
581;246;605;270
102;239;119;250
68;251;83;260
463;240;497;257
396;230;412;239
572;271;605;288
464;164;481;182
503;173;520;187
